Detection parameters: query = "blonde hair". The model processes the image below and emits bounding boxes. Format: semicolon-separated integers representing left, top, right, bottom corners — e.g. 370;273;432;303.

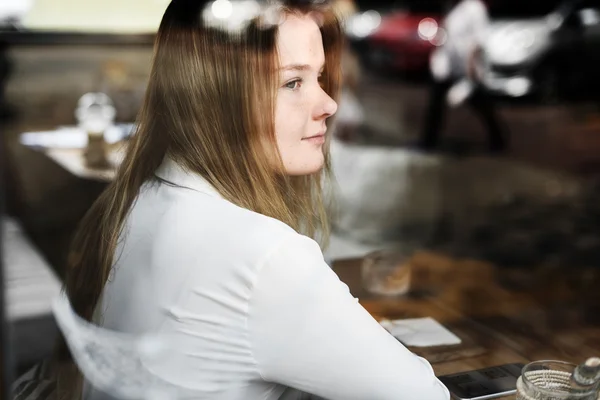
56;1;342;397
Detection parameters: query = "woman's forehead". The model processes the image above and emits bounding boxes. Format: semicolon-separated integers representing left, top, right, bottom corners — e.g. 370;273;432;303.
276;14;325;69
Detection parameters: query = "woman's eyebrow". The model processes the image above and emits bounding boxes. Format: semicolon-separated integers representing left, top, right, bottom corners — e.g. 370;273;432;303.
280;63;311;72
280;62;325;72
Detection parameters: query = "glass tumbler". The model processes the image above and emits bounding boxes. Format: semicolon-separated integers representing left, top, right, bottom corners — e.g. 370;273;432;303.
361;248;413;296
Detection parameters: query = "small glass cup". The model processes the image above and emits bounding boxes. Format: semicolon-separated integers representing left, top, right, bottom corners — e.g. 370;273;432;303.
76;92;116;169
361;248;412;296
517;360;599;400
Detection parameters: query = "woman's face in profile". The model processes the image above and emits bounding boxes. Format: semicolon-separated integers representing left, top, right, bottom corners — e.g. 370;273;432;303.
274;13;338;176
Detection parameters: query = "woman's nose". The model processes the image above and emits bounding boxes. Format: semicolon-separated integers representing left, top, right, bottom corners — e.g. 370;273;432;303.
319;90;338;118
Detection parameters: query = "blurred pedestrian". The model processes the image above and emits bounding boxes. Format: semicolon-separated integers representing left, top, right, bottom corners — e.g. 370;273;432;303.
420;0;508;154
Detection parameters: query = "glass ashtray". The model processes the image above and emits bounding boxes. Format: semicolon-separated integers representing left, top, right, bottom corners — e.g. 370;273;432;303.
517;360;599;400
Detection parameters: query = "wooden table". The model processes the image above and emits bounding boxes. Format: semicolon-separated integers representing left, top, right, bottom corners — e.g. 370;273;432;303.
332;252;600;399
18;127;129;182
43;146;123;182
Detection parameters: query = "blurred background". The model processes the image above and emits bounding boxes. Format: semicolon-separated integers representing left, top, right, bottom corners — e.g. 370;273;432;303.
1;0;599;391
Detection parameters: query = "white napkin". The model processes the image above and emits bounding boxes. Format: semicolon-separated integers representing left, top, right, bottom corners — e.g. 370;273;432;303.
380;317;462;347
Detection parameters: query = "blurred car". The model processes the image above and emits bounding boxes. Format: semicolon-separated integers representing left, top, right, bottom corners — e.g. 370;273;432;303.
479;0;600;102
345;1;447;73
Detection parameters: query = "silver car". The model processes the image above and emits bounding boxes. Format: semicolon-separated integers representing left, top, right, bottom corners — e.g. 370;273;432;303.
479;0;600;102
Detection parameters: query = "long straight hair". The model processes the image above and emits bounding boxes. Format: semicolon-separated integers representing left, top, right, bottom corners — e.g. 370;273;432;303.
56;1;343;397
68;0;342;323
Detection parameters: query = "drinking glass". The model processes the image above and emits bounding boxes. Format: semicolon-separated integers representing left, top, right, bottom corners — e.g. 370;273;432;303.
361;248;413;296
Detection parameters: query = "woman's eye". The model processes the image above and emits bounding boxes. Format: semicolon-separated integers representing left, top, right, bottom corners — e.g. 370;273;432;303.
284;79;302;90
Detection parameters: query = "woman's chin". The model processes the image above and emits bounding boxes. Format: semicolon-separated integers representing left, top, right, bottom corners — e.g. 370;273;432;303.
284;156;325;176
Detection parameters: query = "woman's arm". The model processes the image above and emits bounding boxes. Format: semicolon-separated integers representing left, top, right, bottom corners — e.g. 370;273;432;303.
248;235;450;400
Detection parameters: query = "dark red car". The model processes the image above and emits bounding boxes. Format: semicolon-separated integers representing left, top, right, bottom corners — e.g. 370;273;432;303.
348;1;446;73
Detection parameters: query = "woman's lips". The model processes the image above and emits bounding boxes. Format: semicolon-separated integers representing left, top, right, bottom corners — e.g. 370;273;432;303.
302;132;326;144
302;134;325;144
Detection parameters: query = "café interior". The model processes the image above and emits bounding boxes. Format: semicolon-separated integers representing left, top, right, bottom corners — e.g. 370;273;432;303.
1;0;600;399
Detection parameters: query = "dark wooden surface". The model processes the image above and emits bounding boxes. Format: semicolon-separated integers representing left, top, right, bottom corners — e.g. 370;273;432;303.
332;253;600;399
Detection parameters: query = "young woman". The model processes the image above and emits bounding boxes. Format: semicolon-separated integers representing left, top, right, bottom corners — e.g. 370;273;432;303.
62;0;450;398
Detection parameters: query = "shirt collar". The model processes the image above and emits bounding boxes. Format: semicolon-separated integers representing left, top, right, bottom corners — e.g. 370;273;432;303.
154;156;224;199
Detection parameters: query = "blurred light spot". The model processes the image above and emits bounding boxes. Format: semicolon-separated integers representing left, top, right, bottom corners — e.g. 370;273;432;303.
212;0;233;20
348;10;381;38
579;8;600;26
261;5;282;28
418;18;438;41
430;27;447;46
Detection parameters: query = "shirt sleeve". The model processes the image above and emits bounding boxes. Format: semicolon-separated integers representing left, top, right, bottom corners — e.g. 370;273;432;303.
470;0;490;46
247;235;450;400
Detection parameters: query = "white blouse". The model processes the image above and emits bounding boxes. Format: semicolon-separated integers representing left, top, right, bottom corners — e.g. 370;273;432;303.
87;157;450;400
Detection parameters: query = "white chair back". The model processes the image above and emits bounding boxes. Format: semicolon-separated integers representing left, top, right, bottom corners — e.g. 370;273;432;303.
52;293;191;400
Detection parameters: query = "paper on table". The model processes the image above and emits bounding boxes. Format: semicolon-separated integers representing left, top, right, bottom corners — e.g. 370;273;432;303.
380;317;462;347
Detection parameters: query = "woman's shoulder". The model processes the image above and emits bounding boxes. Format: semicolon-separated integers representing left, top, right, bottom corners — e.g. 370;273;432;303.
173;189;297;234
145;187;303;265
